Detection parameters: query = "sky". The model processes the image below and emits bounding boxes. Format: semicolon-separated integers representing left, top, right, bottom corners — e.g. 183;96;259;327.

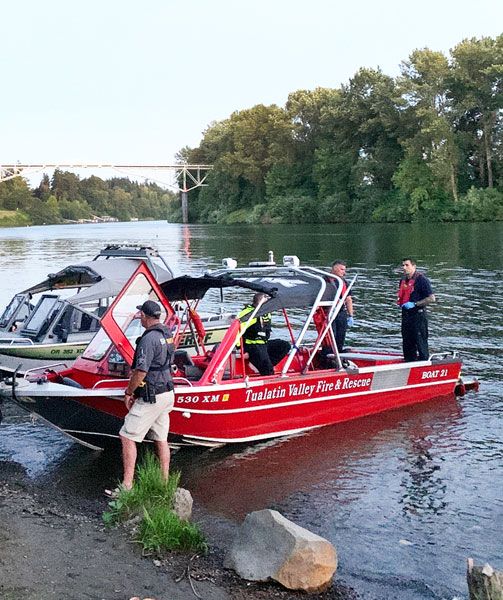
1;0;501;188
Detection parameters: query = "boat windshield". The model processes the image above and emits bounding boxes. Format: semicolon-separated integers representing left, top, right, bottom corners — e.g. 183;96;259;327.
0;294;31;330
82;316;145;362
21;295;61;337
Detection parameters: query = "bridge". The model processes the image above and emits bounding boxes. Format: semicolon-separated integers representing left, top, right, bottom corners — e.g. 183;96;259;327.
0;163;213;223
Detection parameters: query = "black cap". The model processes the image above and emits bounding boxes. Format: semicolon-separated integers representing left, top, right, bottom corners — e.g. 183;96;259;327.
136;300;162;318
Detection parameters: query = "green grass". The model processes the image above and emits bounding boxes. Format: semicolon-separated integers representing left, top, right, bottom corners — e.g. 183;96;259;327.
103;451;207;554
139;506;207;553
0;210;31;227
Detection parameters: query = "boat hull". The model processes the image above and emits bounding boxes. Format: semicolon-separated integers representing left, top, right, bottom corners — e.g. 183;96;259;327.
3;359;462;449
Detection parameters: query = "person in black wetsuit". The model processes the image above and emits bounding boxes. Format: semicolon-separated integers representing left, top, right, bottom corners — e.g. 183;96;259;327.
397;258;436;362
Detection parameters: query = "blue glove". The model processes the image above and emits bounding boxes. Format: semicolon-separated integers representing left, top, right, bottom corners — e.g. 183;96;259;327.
402;301;415;310
347;316;354;327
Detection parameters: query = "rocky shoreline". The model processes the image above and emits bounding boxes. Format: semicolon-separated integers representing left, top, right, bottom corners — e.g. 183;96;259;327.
0;459;358;600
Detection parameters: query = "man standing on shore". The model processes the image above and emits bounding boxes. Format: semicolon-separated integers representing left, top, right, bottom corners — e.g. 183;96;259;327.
397;258;436;362
110;300;175;495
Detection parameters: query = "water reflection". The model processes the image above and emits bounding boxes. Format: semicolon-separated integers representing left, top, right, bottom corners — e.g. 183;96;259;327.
399;438;446;518
176;396;462;521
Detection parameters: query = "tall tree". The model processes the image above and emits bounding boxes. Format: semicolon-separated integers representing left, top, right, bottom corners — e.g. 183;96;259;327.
397;48;460;208
449;35;503;188
51;169;83;202
0;177;33;210
284;88;341;195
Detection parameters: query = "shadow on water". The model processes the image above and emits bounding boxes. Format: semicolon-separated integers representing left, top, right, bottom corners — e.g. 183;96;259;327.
174;395;463;521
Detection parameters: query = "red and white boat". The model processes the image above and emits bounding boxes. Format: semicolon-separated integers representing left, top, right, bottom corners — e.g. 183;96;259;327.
0;256;473;450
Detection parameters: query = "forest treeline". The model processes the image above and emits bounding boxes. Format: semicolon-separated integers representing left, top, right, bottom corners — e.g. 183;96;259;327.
172;35;503;224
0;170;176;225
1;35;501;227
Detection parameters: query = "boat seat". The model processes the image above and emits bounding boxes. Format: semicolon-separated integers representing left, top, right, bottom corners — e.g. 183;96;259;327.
173;350;195;369
339;352;403;366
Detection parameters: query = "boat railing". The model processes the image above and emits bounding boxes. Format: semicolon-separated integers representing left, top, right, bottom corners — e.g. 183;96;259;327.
92;378;129;389
0;337;34;346
173;376;193;387
429;351;459;362
23;362;69;379
280;271;357;375
303;274;358;372
280;270;332;375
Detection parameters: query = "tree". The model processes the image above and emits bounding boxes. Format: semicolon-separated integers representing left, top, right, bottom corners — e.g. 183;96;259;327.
312;68;403;218
51;169;83;202
34;174;51;200
396;48;460;207
0;177;33;210
449;35;503;188
186;105;294;218
284;88;341;195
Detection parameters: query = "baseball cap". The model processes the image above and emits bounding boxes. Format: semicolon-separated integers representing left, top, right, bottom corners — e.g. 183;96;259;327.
136;300;162;318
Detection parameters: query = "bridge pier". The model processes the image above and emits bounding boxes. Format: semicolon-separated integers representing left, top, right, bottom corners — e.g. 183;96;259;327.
181;191;189;224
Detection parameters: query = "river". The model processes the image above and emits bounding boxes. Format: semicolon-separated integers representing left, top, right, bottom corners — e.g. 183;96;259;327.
0;220;501;600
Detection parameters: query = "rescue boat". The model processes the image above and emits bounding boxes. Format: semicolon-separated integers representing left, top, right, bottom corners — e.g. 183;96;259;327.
0;255;471;450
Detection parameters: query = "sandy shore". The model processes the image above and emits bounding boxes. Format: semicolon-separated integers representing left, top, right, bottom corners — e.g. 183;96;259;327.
0;458;357;600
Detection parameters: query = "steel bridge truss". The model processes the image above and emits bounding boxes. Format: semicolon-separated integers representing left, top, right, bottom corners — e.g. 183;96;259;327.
0;163;213;193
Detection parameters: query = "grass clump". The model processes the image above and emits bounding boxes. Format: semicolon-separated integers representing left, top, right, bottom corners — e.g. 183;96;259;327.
103;451;207;554
140;506;207;553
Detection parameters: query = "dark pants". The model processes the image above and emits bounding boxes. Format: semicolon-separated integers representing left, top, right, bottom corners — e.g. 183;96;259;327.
401;309;429;362
331;310;348;353
245;339;291;375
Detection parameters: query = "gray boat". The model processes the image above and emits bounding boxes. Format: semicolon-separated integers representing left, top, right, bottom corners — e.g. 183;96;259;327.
0;244;229;376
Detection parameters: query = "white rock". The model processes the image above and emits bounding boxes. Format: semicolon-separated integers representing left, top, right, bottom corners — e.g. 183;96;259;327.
173;487;193;521
224;509;337;593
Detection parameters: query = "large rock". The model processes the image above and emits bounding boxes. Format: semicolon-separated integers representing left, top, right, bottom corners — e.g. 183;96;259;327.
467;558;503;600
224;509;337;593
172;487;193;521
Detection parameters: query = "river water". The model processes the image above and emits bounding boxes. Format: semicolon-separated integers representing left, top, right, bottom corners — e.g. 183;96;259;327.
0;221;501;600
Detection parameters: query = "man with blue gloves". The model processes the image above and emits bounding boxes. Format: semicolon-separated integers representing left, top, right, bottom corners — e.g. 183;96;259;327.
397;258;436;361
328;260;355;352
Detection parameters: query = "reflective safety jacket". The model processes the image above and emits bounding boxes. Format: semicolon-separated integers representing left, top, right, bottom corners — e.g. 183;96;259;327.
237;304;272;345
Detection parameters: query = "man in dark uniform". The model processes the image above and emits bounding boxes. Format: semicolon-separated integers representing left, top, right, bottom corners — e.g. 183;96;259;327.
397;258;436;362
237;292;290;376
328;260;355;352
115;300;175;493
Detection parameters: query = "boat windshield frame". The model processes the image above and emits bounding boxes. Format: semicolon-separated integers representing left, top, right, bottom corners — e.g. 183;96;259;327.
20;294;63;339
0;293;33;331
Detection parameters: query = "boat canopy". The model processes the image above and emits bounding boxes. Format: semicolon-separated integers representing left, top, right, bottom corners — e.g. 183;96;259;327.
160;268;336;316
22;259;173;305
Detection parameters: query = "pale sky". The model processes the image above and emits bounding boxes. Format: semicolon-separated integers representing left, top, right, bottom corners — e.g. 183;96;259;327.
1;0;501;187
